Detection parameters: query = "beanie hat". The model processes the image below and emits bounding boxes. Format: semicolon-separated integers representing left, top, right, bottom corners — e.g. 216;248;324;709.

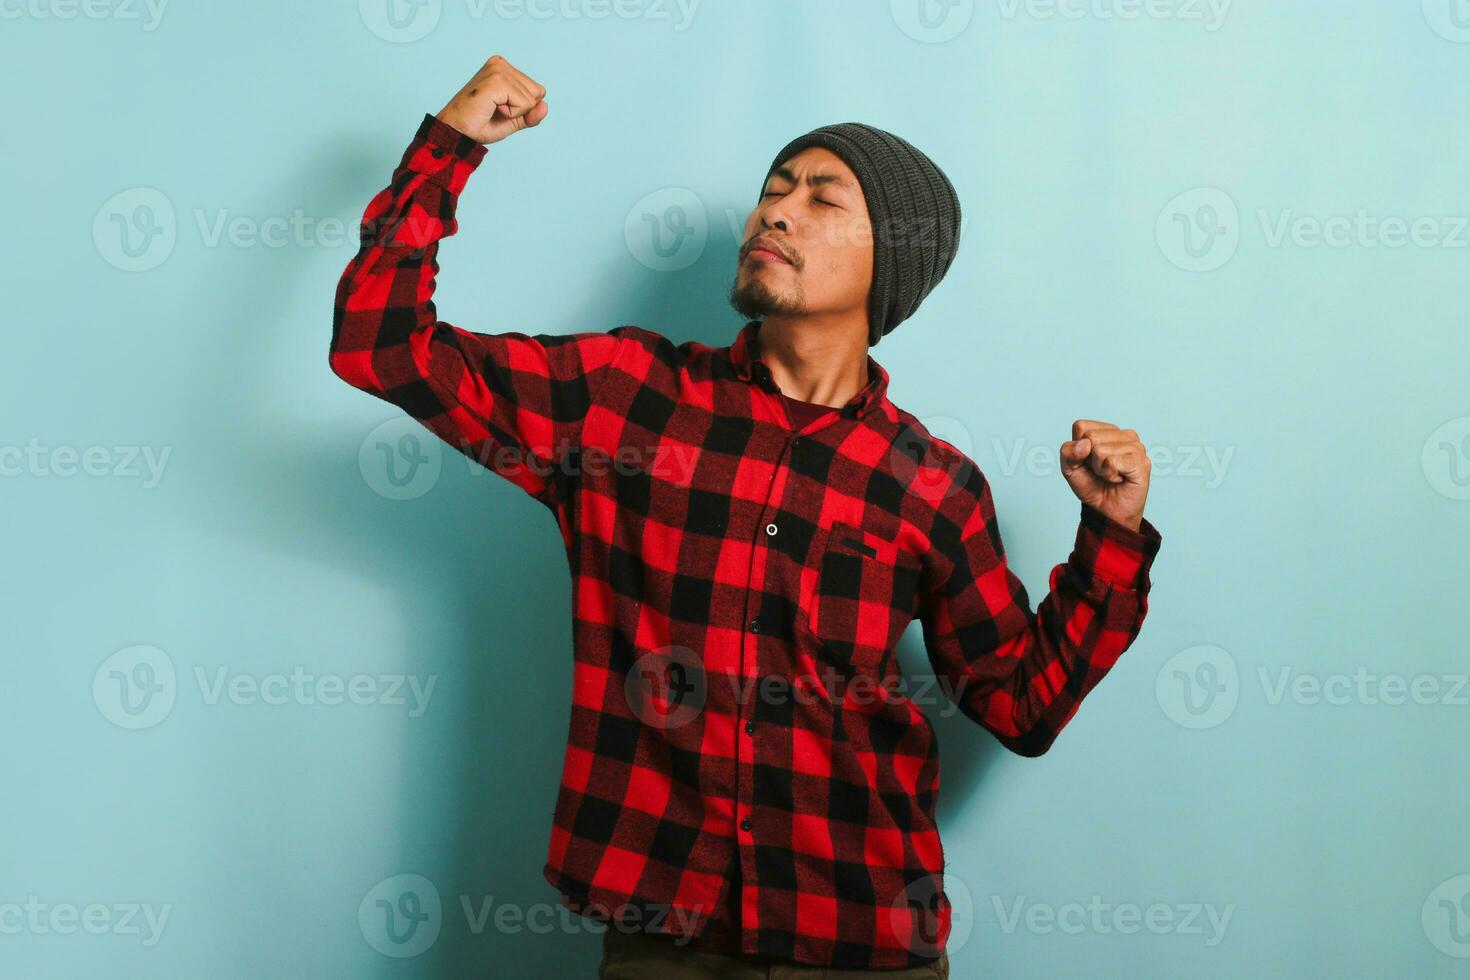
762;122;962;347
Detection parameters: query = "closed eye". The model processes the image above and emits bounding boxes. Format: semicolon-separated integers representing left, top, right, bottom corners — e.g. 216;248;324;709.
761;190;838;208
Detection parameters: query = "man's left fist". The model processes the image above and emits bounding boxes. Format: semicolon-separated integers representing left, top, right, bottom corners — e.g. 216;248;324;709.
1059;419;1151;531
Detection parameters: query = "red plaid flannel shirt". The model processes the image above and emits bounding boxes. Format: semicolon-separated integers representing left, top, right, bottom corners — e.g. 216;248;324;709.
330;113;1163;970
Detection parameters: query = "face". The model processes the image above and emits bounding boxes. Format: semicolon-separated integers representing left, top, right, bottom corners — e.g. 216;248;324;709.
728;146;874;327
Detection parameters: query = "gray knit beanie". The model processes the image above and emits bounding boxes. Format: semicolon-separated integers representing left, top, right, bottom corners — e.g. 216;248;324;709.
763;122;962;347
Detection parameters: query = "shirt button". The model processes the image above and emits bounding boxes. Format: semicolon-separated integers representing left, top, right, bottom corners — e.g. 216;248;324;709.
765;522;778;537
745;721;756;735
748;618;761;633
740;816;753;832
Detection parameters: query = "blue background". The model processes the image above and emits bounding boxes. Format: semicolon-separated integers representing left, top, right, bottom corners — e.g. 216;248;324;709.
4;0;1468;976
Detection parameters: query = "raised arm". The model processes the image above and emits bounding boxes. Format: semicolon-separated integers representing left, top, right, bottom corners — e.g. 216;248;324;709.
330;56;625;508
918;427;1162;756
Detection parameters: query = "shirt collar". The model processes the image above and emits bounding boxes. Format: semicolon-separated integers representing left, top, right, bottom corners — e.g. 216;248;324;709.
729;319;893;422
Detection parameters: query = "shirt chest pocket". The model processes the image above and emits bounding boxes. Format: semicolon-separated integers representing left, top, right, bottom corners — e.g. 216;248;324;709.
806;521;923;675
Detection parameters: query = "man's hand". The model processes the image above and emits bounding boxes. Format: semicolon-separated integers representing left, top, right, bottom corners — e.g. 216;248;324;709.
436;55;548;145
1060;419;1151;531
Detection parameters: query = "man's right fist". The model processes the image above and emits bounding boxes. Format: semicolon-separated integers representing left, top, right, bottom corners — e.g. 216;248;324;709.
436;55;548;145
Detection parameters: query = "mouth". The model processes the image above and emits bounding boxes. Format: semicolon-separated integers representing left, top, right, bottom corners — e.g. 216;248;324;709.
745;240;792;265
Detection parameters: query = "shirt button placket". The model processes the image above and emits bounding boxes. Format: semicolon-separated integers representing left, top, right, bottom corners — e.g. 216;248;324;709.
737;432;792;871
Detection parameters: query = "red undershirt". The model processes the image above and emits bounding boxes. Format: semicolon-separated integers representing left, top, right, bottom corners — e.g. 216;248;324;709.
780;391;837;429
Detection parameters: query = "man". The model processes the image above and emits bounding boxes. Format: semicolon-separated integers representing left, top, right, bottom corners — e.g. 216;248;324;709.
331;56;1162;979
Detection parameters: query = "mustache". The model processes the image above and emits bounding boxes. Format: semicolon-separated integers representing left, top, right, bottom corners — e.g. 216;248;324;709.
742;236;797;265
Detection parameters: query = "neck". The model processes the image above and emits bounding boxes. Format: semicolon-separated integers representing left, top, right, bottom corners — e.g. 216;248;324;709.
755;314;869;408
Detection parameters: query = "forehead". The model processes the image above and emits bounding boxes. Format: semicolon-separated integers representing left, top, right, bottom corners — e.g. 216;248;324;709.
768;146;860;188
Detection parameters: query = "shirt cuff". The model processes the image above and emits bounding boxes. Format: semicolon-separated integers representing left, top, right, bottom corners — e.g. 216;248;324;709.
398;113;489;190
1070;501;1162;591
417;113;487;161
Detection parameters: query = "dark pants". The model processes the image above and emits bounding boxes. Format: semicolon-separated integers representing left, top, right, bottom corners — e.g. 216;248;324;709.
598;928;950;979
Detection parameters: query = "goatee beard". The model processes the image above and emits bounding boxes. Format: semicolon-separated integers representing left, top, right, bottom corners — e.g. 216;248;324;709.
727;273;805;320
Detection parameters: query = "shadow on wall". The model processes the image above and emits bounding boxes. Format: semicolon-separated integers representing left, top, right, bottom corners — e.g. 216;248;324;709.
191;136;997;978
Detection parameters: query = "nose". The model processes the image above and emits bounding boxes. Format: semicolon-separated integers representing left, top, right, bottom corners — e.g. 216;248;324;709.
758;197;794;236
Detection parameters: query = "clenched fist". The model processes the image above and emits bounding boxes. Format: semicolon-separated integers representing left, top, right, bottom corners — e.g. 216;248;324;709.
1060;419;1152;532
436;55;548;145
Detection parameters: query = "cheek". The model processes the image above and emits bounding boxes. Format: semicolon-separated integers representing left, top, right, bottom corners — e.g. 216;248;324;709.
825;242;871;298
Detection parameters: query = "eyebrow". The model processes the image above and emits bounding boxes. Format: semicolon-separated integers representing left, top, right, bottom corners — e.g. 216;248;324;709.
765;165;857;194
